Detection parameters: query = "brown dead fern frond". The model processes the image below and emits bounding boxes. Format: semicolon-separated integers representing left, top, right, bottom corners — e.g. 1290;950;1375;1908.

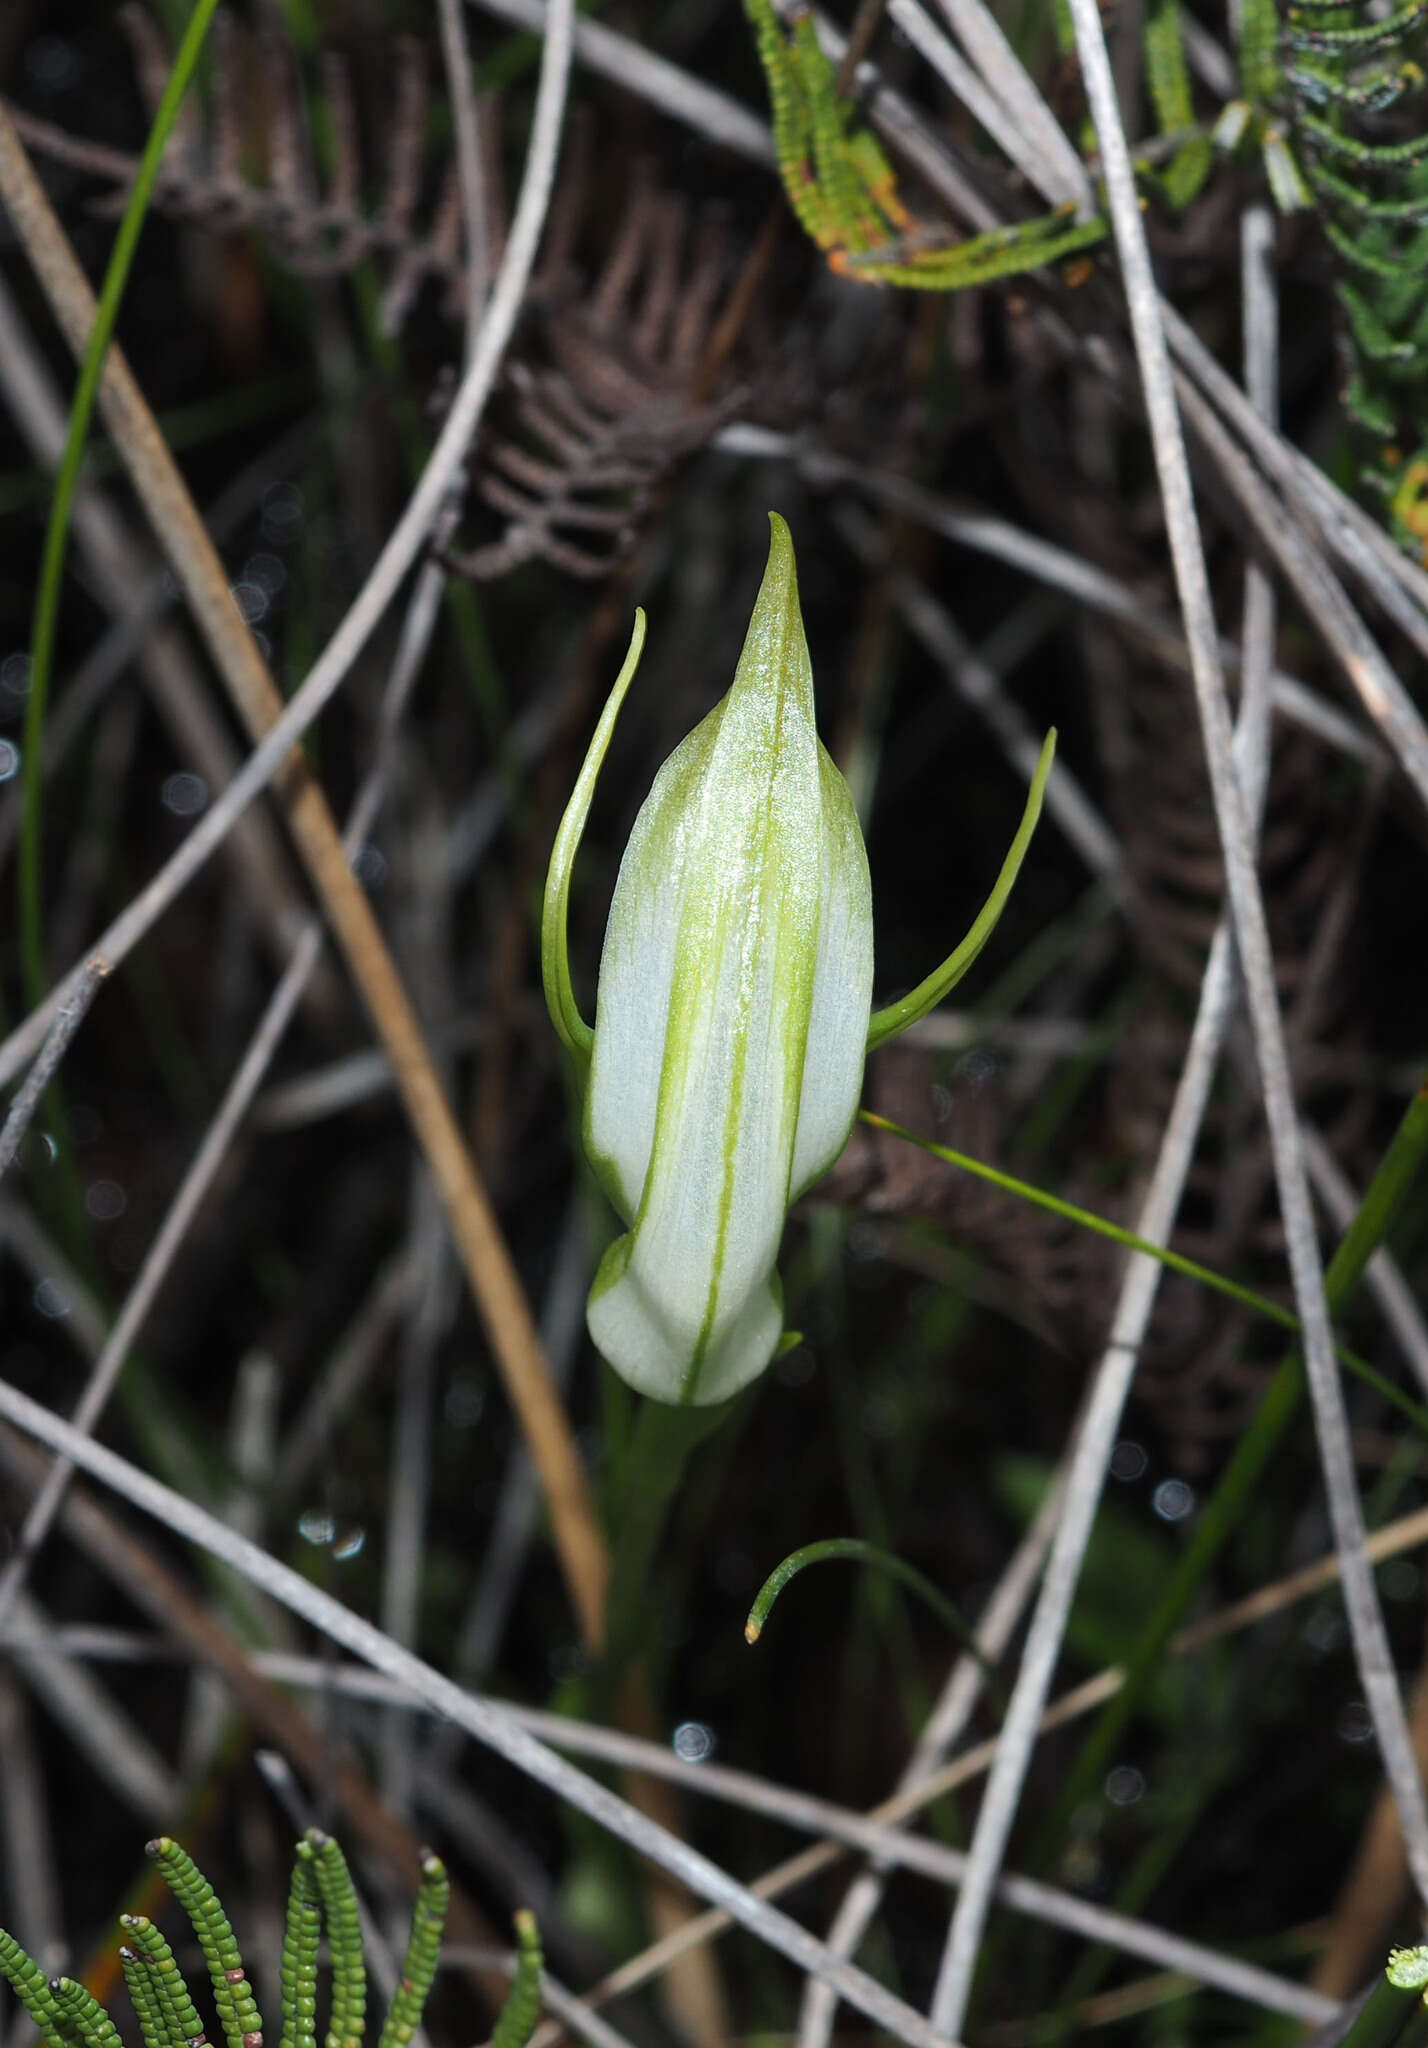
5;6;473;330
443;138;755;583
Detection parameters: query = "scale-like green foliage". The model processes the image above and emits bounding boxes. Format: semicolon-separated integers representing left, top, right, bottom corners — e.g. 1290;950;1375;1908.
0;1925;77;2048
742;0;1107;285
743;0;1428;555
279;1844;323;2048
377;1855;450;2048
50;1980;125;2048
121;1914;210;2048
148;1837;264;2048
305;1835;367;2048
491;1912;543;2048
0;1836;503;2048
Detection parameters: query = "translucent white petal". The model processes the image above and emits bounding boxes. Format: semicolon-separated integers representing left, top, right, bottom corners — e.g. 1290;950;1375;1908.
582;514;874;1403
790;745;875;1196
582;718;717;1221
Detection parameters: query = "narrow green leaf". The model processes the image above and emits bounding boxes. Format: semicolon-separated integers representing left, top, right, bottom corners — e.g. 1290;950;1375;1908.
19;0;223;1007
857;1106;1428;1435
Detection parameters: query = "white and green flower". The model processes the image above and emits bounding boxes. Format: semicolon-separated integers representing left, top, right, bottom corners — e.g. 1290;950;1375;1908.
543;514;1053;1406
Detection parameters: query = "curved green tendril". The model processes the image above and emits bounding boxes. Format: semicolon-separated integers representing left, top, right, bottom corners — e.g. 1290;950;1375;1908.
857;1111;1428;1440
745;1538;1005;1698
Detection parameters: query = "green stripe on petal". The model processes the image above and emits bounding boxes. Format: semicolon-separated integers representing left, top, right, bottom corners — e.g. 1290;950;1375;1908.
584;514;873;1404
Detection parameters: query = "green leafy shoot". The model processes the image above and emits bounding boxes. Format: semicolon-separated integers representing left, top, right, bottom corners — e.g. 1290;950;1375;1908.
0;1836;459;2048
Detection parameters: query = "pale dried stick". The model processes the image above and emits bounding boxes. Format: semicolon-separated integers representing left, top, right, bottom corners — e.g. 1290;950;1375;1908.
0;9;612;1646
4;1586;178;1821
10;1495;1428;2025
437;0;492;330
832;500;1124;881
464;0;775;163
0;274;323;1000
926;130;1286;2039
886;0;1040;187
1159;304;1428;656
1172;372;1428;819
796;1460;1069;2047
0;561;448;1637
0;1381;964;2048
0;959;106;1185
0;1670;63;1976
1301;1125;1428;1401
921;0;1092;206
718;426;1380;768
934;8;1428;2031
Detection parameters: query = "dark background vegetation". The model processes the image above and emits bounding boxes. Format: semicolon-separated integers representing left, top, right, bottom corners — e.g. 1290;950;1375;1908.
0;1;1426;2044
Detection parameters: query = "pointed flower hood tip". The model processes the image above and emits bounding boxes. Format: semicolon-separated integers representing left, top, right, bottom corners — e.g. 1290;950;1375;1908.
543;514;1055;1406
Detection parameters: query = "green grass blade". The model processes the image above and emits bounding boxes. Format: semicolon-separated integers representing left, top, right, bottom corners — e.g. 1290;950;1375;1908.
1338;1950;1428;2048
18;0;222;1007
858;1108;1428;1435
1041;1072;1428;1842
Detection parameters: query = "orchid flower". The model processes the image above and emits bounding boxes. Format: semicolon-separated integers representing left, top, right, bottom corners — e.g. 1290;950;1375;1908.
543;514;1054;1406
